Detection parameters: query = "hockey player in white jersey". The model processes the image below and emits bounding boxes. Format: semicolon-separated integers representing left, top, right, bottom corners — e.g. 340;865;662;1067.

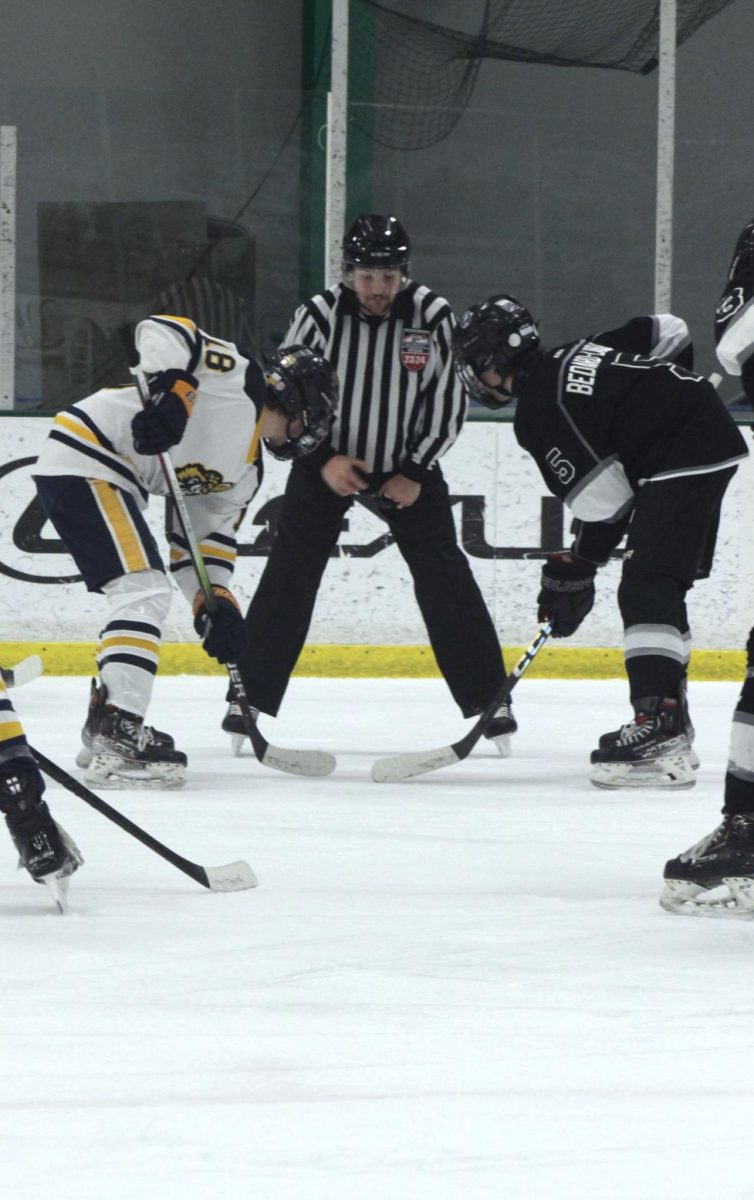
33;316;337;788
662;219;754;916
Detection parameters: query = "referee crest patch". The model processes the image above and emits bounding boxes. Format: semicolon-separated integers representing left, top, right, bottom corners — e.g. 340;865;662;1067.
400;329;430;372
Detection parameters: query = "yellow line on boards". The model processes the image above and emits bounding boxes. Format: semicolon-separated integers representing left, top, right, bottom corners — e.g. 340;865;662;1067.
0;642;745;681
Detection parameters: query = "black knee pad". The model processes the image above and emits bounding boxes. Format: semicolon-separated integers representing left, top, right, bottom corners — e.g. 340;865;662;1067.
617;572;685;628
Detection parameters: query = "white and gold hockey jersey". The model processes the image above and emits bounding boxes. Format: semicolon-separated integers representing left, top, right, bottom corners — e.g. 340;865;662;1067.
34;315;269;599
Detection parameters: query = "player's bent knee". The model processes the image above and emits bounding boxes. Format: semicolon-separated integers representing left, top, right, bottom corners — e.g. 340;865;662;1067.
102;568;173;626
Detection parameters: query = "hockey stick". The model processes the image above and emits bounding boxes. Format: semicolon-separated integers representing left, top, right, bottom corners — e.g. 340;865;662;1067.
30;746;258;891
0;654;44;689
371;622;552;783
132;367;336;778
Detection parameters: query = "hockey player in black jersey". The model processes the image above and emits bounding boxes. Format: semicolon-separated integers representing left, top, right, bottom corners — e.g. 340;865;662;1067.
453;294;748;789
662;219;754;915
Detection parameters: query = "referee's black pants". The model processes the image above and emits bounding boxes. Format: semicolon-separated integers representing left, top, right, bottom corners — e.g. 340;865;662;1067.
238;461;506;717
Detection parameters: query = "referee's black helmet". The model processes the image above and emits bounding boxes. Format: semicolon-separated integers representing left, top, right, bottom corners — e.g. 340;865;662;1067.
342;214;410;287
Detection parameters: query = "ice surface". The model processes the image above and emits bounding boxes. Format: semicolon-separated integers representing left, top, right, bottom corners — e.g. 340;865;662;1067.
2;674;752;1200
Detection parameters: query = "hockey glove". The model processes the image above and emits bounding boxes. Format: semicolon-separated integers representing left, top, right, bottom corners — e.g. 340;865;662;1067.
131;369;199;454
537;553;597;638
193;587;247;664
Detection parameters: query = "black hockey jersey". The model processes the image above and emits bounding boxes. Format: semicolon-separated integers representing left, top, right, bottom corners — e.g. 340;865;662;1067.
715;218;754;395
513;314;748;560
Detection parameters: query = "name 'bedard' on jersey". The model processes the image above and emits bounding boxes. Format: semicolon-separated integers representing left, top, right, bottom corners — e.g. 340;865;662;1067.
514;314;748;525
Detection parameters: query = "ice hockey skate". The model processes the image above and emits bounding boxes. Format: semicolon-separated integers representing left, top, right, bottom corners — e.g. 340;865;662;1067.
0;768;83;913
660;814;754;918
221;697;260;756
484;699;517;757
590;696;696;789
84;703;187;789
598;678;699;769
76;678;176;769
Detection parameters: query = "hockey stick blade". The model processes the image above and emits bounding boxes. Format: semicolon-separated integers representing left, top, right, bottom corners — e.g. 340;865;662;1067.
259;739;336;777
224;665;336;777
30;747;258;891
371;623;552;783
0;654;44;689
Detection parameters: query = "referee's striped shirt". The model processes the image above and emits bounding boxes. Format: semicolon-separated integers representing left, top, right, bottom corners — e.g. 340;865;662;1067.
282;281;467;481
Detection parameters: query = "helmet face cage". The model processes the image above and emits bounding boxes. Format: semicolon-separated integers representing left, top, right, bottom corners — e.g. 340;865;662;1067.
452;295;539;407
263;346;339;460
342;214;410;290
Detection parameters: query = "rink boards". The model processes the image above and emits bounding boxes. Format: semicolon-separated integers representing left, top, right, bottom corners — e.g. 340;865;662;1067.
0;415;750;677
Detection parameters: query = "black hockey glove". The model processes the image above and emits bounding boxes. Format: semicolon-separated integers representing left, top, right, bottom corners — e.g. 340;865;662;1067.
131;369;199;455
193;586;247;664
537;553;597;638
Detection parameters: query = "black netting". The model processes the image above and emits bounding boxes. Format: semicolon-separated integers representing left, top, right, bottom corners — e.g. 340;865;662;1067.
350;0;738;149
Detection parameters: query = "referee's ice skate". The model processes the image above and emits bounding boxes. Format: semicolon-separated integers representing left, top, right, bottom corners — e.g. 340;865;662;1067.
590;696;696;789
483;700;517;757
222;697;260;756
660;814;754;917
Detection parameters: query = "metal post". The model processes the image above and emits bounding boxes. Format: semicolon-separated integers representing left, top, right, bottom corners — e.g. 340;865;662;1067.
326;0;349;288
654;0;676;312
0;126;17;408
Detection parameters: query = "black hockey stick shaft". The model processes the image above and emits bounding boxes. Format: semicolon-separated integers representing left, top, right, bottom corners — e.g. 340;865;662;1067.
371;622;552;783
31;746;220;888
132;368;268;764
451;621;552;759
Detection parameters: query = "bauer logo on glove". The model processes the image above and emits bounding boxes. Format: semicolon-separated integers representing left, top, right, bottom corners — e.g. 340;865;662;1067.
536;552;598;638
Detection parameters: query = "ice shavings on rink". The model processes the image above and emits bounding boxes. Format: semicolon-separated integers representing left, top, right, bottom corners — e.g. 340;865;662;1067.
1;674;753;1200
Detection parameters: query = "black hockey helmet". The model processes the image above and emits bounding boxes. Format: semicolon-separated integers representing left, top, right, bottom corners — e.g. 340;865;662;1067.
263;345;338;460
726;219;754;286
342;214;410;288
452;294;540;407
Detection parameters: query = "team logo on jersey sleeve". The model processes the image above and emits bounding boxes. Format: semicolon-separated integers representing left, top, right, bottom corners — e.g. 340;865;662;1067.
715;285;745;326
400;329;430;372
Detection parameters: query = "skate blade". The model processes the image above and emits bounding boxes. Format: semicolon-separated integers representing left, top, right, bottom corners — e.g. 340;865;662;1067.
660;877;754;918
84;755;187;790
230;733;246;757
41;871;71;914
487;733;513;758
591;753;696;790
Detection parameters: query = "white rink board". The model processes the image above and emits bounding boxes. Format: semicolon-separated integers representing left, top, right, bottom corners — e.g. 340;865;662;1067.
0;415;751;647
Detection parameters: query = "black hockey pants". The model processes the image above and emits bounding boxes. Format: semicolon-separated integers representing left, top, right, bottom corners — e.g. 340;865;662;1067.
617;466;736;700
237;460;506;716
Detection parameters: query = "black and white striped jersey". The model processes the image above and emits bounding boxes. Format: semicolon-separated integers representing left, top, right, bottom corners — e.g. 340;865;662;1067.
513;314;748;556
282;282;466;480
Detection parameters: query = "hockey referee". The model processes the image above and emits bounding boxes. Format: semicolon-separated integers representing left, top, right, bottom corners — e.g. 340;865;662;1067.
224;214;513;751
